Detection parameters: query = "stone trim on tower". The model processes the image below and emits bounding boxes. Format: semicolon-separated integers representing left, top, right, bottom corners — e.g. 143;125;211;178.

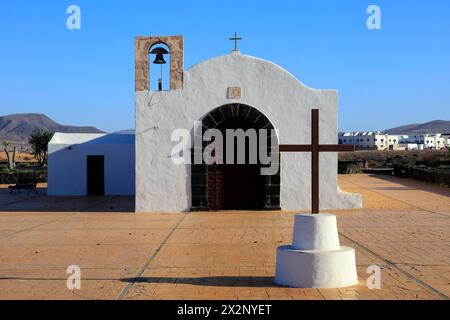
135;35;184;91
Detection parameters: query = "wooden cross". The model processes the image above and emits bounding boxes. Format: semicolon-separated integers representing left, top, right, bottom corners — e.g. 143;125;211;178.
279;109;355;214
229;32;242;51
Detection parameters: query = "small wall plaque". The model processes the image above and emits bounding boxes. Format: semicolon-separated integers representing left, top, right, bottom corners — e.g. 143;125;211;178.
227;87;242;99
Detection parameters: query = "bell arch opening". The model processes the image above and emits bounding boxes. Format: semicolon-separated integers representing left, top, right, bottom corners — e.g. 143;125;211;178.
191;104;281;211
148;43;170;91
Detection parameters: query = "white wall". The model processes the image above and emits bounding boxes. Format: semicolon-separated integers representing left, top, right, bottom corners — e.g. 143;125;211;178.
136;53;362;212
48;136;135;196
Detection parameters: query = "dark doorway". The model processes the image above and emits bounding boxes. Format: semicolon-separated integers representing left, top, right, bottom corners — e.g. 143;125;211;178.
208;118;265;211
87;155;105;196
191;104;281;212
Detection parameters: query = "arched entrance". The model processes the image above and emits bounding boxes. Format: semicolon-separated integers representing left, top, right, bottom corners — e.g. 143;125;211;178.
191;104;281;211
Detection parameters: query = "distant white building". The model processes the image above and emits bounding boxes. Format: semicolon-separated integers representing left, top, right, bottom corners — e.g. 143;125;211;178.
443;134;450;147
48;133;135;196
338;132;448;150
405;133;447;149
339;132;396;150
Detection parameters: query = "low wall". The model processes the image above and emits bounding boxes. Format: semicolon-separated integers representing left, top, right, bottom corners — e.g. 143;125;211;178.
338;160;364;174
339;150;449;169
394;165;450;187
0;172;48;185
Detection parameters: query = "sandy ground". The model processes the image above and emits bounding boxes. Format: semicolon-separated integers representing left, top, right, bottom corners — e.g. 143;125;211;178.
0;152;36;163
0;174;449;300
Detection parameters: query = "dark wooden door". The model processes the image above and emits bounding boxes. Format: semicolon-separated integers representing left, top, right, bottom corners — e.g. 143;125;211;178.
206;117;266;211
223;164;263;210
208;164;263;211
207;165;224;211
87;155;105;196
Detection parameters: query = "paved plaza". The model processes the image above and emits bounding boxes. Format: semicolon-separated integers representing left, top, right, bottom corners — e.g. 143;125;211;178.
0;174;449;300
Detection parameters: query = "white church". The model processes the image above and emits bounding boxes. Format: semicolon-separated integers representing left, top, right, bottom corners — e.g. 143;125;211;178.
48;35;362;213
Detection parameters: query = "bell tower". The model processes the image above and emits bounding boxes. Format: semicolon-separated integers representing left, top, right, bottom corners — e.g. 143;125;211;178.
135;35;184;91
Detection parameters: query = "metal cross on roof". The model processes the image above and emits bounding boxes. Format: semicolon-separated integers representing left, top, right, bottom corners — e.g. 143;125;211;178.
229;32;242;51
279;109;355;214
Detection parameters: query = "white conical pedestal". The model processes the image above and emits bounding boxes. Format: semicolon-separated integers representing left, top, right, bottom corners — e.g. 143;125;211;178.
275;214;358;288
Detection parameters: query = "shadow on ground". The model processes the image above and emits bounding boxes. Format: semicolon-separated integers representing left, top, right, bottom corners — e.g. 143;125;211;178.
0;187;135;212
120;276;280;288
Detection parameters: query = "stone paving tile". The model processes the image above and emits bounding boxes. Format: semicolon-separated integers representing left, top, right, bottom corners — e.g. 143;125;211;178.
180;212;295;229
0;230;16;238
339;175;450;214
337;184;413;211
149;243;277;269
54;212;181;221
0;216;67;231
357;241;450;266
318;266;443;300
0;229;171;246
340;226;450;243
0;268;132;300
0;212;68;222
121;265;442;300
339;238;386;267
33;216;181;231
336;211;450;228
0;175;449;299
122;266;312;300
398;265;450;297
165;227;384;267
167;228;292;245
0;243;160;269
376;266;444;300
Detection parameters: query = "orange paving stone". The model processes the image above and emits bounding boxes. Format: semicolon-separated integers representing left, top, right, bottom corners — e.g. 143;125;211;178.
0;174;449;300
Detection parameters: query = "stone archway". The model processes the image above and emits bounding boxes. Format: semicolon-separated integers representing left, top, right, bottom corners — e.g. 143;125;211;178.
191;104;280;211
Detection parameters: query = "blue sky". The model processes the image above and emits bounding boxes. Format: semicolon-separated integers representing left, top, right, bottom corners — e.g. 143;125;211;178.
0;0;449;132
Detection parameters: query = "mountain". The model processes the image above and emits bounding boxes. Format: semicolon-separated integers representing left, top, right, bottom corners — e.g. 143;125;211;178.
385;120;450;135
0;113;104;145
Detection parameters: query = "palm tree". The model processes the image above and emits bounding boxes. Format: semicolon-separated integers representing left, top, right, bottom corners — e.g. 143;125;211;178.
2;141;16;170
28;130;54;167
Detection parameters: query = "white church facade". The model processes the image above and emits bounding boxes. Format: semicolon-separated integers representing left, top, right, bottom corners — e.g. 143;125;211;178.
48;35;362;213
134;35;361;212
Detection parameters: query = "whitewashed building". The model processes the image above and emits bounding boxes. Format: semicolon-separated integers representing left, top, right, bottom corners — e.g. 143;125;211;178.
135;35;362;212
48;133;135;196
405;134;447;149
443;134;450;147
339;132;394;150
48;35;363;212
339;132;448;150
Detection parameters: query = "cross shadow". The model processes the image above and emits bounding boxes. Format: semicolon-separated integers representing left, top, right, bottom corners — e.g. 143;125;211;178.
369;187;416;191
120;276;280;288
368;174;450;197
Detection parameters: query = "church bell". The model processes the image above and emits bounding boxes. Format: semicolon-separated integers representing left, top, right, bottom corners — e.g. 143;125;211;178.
150;47;169;64
150;47;169;91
